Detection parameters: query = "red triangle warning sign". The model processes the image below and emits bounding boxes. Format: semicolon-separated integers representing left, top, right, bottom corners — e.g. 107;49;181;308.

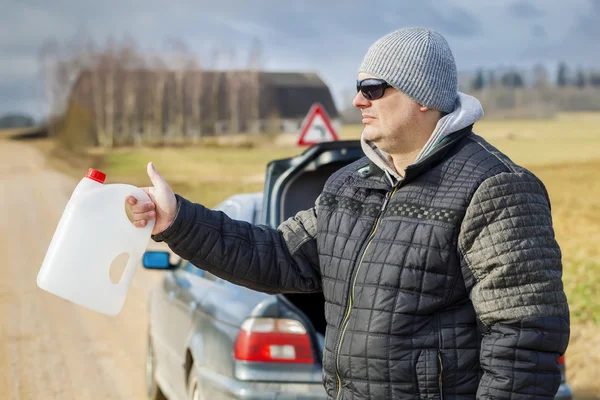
297;103;339;146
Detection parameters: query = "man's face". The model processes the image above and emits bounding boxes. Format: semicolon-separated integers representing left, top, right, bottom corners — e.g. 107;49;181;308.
353;72;424;154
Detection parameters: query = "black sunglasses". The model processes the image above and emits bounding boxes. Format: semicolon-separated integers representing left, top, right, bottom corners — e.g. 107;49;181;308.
356;78;391;100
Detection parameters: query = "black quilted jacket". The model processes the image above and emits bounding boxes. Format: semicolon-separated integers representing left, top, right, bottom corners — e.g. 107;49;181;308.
153;127;570;399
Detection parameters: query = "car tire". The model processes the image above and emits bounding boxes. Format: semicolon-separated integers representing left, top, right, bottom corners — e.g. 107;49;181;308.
187;364;204;400
146;336;167;400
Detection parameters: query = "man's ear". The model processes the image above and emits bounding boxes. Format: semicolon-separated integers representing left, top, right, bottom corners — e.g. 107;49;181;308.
418;104;430;112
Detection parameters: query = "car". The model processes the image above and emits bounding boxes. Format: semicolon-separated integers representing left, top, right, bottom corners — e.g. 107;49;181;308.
142;140;573;400
143;141;362;400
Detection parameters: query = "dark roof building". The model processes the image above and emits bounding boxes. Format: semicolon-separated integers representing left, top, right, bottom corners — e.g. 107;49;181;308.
259;72;339;120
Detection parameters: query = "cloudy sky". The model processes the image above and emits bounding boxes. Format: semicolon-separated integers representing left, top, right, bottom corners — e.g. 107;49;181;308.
1;0;599;120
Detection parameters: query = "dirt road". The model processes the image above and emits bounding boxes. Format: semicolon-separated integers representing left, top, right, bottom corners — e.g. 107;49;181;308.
0;139;166;400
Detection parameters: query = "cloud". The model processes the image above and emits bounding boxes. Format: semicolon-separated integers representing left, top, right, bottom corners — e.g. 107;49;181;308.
0;55;39;80
430;5;483;36
531;25;547;38
0;0;595;118
0;78;44;118
519;0;600;64
507;0;545;19
567;0;600;38
556;0;600;63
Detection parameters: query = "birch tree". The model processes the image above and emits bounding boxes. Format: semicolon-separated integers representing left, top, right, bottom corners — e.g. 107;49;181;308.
103;38;117;148
185;58;203;144
247;38;263;134
148;56;167;145
118;37;141;146
225;48;240;135
164;38;188;144
209;47;223;136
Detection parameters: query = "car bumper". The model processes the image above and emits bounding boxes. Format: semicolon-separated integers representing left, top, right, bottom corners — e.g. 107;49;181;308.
554;382;572;400
194;367;573;400
196;366;326;400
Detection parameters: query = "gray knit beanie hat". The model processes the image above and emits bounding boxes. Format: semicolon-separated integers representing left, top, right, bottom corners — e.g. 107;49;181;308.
359;27;458;113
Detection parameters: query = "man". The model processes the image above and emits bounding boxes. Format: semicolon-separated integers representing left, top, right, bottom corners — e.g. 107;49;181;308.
129;27;570;399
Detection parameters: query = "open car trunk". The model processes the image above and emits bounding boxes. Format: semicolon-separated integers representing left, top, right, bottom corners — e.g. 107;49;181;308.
261;140;364;359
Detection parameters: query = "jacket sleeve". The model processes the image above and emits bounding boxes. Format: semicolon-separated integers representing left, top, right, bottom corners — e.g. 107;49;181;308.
458;172;570;400
151;195;321;294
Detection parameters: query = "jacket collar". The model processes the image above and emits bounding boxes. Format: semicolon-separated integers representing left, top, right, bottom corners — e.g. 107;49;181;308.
347;125;474;190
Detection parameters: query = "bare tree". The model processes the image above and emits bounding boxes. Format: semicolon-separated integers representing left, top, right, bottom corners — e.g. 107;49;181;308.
557;62;569;87
84;38;109;147
39;32;95;148
146;56;167;145
575;68;587;88
246;38;263;134
38;38;61;136
533;64;550;89
163;38;188;144
44;33;281;147
38;38;84;136
101;38;118;148
226;48;240;135
118;36;142;146
209;46;223;136
185;57;203;144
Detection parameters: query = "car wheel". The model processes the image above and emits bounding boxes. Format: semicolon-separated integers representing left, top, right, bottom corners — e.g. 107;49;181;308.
146;336;167;400
187;364;204;400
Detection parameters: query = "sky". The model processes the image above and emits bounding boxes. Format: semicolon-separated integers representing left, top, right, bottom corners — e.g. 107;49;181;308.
1;0;599;120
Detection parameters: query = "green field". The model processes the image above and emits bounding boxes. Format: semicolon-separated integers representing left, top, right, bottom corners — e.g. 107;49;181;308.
17;113;600;325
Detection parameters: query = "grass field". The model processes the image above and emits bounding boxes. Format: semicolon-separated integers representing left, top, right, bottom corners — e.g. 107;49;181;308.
9;113;600;325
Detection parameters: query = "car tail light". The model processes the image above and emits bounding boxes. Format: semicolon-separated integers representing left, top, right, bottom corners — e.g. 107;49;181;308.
234;318;314;364
558;355;566;383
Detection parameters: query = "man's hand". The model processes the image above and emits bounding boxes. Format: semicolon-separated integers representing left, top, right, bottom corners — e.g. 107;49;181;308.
127;162;177;236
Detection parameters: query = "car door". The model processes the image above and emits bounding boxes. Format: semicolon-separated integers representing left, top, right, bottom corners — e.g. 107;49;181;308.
165;261;198;398
166;194;261;398
151;262;187;394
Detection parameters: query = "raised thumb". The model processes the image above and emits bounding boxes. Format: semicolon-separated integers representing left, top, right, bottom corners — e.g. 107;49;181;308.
147;162;167;189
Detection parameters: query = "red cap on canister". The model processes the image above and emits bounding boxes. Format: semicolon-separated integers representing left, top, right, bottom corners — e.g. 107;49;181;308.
86;168;106;184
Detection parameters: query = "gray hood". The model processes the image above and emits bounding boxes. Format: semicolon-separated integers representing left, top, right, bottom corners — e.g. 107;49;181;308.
361;92;484;182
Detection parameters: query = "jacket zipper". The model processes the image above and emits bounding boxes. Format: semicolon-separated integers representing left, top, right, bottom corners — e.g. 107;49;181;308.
334;187;398;399
437;313;444;400
438;350;444;400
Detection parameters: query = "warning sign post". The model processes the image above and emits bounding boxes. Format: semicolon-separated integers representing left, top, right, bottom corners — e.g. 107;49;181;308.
297;103;339;146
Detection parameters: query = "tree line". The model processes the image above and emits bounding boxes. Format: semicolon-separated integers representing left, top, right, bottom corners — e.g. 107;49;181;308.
461;63;600;119
38;34;264;149
469;62;600;91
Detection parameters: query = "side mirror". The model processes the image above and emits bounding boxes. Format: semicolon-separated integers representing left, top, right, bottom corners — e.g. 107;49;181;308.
142;251;173;270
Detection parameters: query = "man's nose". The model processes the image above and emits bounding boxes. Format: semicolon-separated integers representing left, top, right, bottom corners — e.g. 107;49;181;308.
353;91;371;108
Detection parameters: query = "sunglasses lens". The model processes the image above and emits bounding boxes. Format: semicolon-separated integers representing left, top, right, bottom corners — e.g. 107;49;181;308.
358;79;387;100
365;86;384;100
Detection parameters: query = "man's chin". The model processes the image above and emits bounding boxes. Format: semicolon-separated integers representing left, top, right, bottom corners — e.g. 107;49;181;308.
362;128;381;143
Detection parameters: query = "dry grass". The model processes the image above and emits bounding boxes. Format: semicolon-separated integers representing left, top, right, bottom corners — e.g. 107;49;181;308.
100;144;302;208
533;161;600;325
476;114;600;326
